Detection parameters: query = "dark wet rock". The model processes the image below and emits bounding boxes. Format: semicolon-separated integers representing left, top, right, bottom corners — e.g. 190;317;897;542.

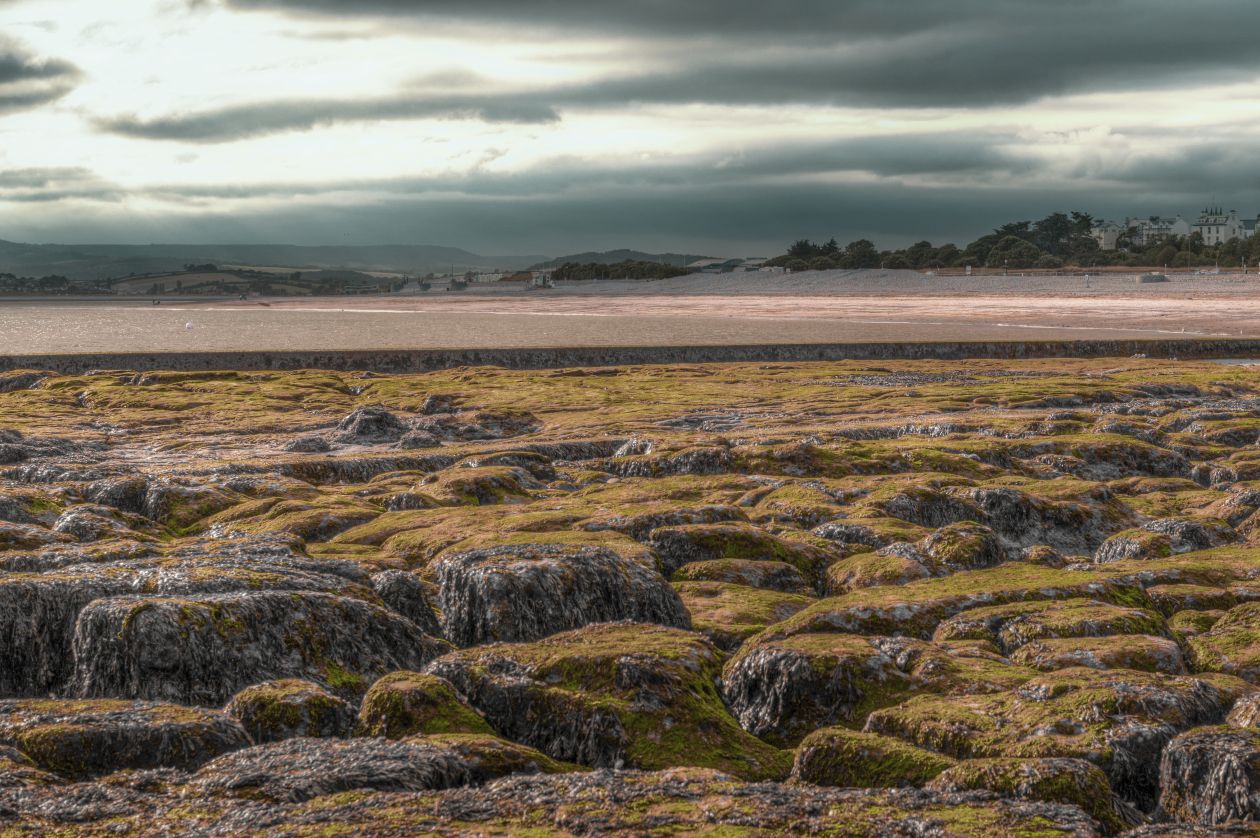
355;672;492;739
0;371;48;392
187;736;474;802
0;572;135;697
879;486;983;528
927;757;1138;835
371;569;442;637
335;405;408;443
671;558;810;593
0;699;248;779
284;435;331;453
600;445;732;478
71;591;452;705
865;668;1241;810
790;726;955;788
224;679;355;743
427;622;788;780
433;544;689;647
949;485;1116;553
83;476;149;515
1158;726;1260;826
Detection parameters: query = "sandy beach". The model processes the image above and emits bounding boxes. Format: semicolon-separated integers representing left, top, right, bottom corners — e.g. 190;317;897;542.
5;269;1260;354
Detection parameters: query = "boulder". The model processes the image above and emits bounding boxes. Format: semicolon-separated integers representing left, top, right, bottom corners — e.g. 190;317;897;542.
355;672;491;739
1188;602;1260;683
0;698;248;779
224;679;355;743
790;726;955;788
335;406;408;443
866;668;1242;810
931;598;1168;655
426;622;789;780
927;757;1137;835
1158;726;1260;826
915;522;1006;572
1010;635;1186;674
187;736;474;803
370;570;442;637
71;591;451;705
433;544;689;647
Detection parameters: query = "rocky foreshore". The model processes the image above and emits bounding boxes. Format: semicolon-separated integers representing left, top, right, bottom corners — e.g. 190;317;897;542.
8;358;1260;834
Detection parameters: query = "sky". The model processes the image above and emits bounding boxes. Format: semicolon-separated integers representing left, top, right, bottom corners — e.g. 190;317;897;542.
1;0;1259;256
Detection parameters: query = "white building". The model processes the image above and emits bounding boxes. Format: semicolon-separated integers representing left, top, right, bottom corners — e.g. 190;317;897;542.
1090;221;1124;251
1193;207;1248;245
1124;216;1192;247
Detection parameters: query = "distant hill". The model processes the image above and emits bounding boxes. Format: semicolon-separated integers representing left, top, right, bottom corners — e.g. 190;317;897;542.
532;250;710;270
0;240;546;283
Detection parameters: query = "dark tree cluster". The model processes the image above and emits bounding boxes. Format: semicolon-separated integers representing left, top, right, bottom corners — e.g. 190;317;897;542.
552;260;690;281
0;273;76;293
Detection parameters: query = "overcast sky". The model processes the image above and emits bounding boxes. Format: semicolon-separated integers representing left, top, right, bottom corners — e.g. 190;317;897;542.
1;0;1259;256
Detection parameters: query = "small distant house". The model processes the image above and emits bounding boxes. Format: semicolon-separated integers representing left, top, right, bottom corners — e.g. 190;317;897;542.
1124;216;1192;247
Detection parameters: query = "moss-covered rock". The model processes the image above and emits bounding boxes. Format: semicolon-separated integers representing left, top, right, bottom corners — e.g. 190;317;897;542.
0;698;248;779
225;679;355;743
426;622;790;780
71;591;452;705
791;726;955;788
355;672;491;739
866;668;1245;810
671;558;810;593
433;543;689;646
927;757;1136;835
421;732;579;782
1010;635;1186;674
647;521;839;582
722;633;1030;746
823;548;933;594
0;745;62;788
932;598;1169;655
1187;602;1260;683
672;580;813;651
1169;608;1226;638
916;522;1006;573
1146;583;1238;617
187;735;477;803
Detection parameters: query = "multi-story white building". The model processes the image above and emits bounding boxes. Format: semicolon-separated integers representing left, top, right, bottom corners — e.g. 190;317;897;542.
1090;221;1124;250
1124;216;1192;247
1193;207;1248;245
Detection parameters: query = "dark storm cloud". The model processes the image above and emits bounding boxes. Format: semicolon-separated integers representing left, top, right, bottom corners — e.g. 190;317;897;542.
110;0;1260;142
0;36;81;114
0;167;119;202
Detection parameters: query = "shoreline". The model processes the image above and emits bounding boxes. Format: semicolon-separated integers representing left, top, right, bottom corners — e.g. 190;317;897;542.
5;337;1260;374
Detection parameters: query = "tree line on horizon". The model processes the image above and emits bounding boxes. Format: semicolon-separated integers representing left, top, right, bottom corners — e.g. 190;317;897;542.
768;211;1260;271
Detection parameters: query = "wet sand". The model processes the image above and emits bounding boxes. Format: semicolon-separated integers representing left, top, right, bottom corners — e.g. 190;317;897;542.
5;270;1260;354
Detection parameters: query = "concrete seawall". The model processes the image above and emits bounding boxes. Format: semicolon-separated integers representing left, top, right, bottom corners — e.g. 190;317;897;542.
3;339;1260;374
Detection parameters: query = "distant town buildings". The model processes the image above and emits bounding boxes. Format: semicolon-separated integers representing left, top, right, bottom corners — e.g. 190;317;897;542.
1089;207;1255;251
685;257;780;274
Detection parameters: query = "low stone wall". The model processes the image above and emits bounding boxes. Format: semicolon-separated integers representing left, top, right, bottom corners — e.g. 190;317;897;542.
2;339;1260;374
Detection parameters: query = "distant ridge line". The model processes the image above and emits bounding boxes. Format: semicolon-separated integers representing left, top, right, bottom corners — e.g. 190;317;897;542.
2;339;1260;374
